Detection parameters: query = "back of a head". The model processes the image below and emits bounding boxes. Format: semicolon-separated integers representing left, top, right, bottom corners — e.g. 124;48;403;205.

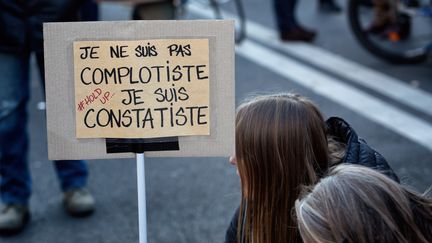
235;93;329;243
295;164;432;243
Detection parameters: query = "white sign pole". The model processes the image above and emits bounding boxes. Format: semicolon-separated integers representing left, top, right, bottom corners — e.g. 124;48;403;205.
136;153;148;243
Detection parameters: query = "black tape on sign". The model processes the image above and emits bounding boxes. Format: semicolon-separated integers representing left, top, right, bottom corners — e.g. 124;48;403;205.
106;137;179;153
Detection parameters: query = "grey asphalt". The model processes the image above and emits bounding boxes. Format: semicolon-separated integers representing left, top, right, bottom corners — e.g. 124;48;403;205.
1;1;431;243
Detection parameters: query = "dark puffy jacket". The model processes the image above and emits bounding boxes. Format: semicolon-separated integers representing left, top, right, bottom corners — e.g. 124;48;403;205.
225;117;399;243
326;117;399;182
0;0;82;53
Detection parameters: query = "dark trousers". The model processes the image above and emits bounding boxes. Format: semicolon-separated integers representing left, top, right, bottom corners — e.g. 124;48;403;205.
273;0;298;32
0;50;88;206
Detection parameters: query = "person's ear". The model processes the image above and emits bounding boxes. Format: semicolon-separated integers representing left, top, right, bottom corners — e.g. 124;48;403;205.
229;155;237;165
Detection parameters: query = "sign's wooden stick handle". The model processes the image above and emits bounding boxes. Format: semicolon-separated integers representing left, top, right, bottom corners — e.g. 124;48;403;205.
136;153;148;243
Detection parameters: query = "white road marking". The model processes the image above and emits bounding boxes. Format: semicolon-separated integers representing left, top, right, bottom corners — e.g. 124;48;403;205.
188;3;432;151
237;40;432;151
188;3;432;117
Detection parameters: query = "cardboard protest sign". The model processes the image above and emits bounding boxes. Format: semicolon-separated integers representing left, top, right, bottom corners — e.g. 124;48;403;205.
43;20;234;160
73;39;210;139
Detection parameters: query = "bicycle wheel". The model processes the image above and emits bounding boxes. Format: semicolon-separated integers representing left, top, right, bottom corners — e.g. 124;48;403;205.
348;0;430;64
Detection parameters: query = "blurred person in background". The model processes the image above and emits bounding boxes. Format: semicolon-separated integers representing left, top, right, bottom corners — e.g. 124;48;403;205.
274;0;317;42
368;0;397;34
274;0;342;42
224;93;398;243
0;0;96;235
319;0;341;13
81;0;99;21
132;0;176;20
295;164;432;243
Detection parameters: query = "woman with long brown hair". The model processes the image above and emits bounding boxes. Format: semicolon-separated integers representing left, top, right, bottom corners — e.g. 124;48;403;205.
295;164;432;243
224;93;398;243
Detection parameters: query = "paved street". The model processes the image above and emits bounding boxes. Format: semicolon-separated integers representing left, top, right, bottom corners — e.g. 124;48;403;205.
1;1;431;243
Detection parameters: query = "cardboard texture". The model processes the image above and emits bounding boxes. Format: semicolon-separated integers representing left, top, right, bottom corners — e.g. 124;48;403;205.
43;20;234;160
73;39;210;138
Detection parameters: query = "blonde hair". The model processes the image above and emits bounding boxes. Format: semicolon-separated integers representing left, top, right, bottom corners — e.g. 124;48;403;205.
295;164;432;243
235;93;329;243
